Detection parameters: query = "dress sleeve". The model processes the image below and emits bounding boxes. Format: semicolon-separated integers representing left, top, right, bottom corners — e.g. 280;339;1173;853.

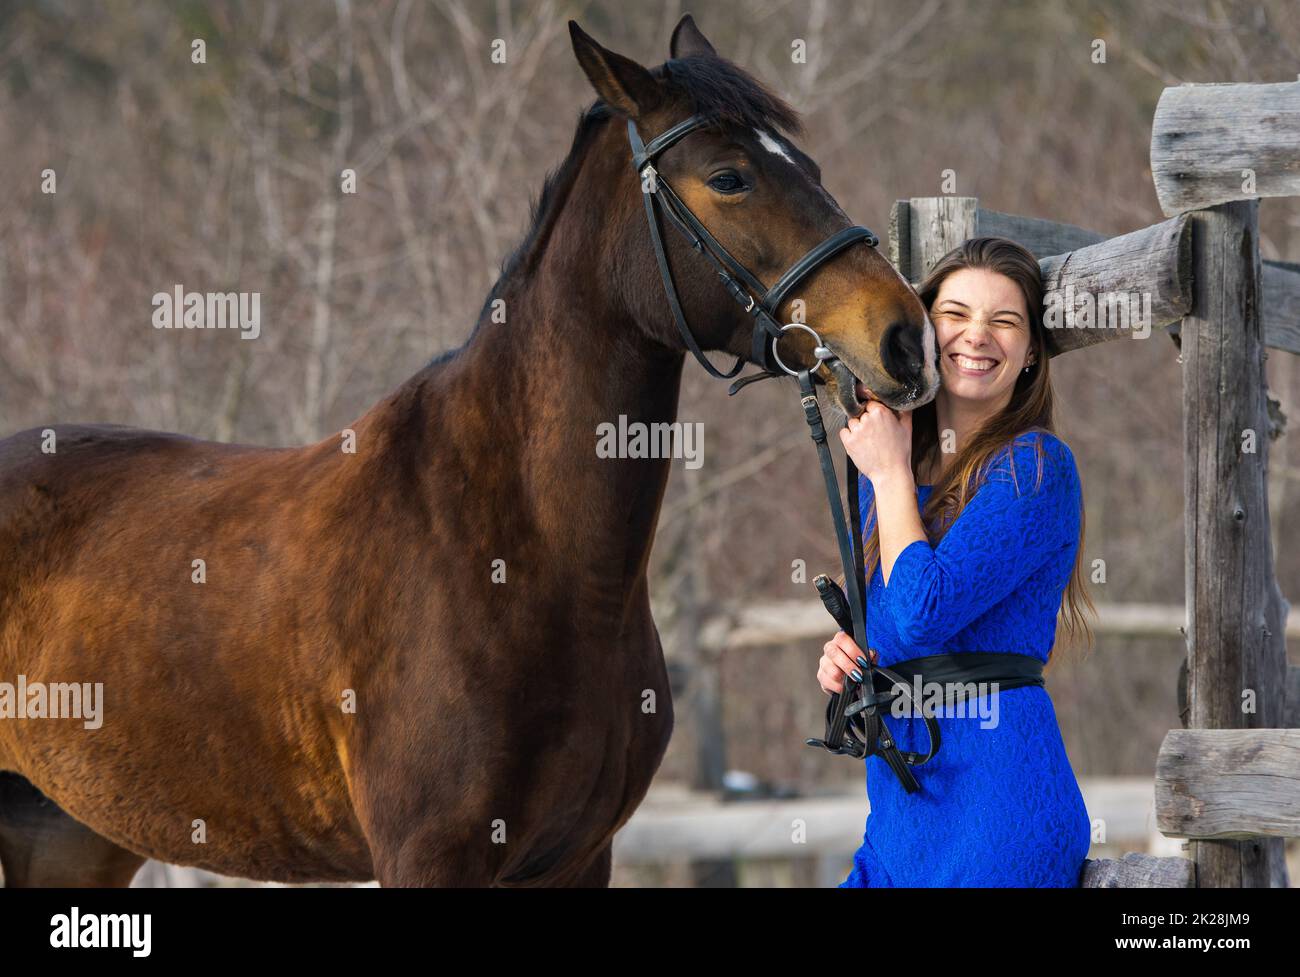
877;432;1081;649
857;472;876;537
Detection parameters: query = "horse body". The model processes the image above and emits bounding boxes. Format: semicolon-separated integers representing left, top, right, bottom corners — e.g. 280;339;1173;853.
0;16;938;886
0;264;684;883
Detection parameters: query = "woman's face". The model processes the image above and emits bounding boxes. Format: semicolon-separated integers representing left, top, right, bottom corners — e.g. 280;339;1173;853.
930;268;1034;409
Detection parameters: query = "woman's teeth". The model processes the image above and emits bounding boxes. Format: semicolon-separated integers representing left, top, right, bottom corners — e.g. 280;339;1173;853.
951;354;997;373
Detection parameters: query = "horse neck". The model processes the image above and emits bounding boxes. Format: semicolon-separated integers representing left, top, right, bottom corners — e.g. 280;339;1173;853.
457;281;687;510
393;136;689;563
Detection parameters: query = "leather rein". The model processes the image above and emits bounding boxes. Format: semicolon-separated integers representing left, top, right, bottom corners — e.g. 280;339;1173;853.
627;114;939;792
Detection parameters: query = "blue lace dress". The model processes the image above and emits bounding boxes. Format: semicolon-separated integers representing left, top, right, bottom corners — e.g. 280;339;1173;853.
839;430;1092;887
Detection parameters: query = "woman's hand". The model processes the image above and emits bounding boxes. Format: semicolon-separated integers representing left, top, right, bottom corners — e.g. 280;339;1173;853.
817;630;878;695
839;400;912;485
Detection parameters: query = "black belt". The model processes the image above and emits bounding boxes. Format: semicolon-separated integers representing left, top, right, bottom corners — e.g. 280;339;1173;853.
822;651;1047;777
873;652;1046;708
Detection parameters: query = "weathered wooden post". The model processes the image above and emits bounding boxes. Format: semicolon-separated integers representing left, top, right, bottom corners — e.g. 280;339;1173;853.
1150;81;1300;888
889;196;977;283
1176;200;1289;886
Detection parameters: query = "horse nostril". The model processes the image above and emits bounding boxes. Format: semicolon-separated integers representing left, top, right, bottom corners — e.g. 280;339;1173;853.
880;321;924;384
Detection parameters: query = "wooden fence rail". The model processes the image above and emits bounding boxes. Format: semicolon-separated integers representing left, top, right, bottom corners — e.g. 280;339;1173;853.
676;600;1300;652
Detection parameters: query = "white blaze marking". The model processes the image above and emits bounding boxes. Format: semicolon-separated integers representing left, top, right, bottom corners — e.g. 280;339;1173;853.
753;127;795;164
750;124;939;404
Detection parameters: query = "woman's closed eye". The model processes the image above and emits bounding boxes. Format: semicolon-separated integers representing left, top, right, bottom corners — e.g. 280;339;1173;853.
937;310;1020;329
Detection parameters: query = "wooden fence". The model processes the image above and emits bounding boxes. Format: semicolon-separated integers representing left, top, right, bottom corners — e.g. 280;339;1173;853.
668;79;1300;889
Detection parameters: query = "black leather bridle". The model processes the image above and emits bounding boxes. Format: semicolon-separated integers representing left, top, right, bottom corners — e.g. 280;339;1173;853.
628;115;877;386
628;114;939;792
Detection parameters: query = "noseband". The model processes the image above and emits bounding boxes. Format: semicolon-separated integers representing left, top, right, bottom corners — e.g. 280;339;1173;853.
628;114;939;792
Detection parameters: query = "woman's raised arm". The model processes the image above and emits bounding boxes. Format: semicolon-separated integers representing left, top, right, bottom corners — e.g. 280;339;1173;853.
877;432;1081;650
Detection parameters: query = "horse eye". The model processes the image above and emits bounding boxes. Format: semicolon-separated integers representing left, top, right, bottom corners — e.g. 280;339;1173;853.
707;172;747;194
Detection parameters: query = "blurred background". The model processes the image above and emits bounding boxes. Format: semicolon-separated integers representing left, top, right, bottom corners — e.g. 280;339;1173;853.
1;0;1297;886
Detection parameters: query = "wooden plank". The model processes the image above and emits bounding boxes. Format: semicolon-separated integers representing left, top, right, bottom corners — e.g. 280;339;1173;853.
1039;216;1192;356
976;208;1105;258
1155;729;1300;841
1186;261;1300;356
904;203;1296;355
872;200;1190;360
905;196;978;282
1263;259;1300;356
688;600;1300;651
611;778;1161;861
888;199;912;280
612;792;864;861
1287;665;1300;730
1081;853;1194;888
1181;200;1290;887
972;208;1187;357
1151;81;1300;216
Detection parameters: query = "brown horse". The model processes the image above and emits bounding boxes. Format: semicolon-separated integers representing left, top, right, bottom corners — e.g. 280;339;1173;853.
0;16;937;887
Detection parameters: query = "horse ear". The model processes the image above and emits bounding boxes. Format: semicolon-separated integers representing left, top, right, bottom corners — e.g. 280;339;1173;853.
670;14;717;59
568;21;662;119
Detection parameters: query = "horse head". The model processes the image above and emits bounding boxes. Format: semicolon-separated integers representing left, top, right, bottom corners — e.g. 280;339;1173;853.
569;15;939;414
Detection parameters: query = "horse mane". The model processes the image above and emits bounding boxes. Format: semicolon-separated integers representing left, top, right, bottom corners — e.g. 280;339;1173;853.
658;54;803;137
467;53;805;336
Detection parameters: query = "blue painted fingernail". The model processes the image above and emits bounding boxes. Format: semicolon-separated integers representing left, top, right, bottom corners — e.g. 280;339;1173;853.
856;656;869;669
850;669;863;683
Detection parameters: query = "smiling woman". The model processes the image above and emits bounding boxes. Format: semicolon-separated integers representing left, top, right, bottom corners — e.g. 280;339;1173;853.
820;236;1099;887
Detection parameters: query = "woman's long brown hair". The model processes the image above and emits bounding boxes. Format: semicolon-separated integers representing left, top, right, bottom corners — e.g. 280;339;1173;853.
858;236;1095;665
